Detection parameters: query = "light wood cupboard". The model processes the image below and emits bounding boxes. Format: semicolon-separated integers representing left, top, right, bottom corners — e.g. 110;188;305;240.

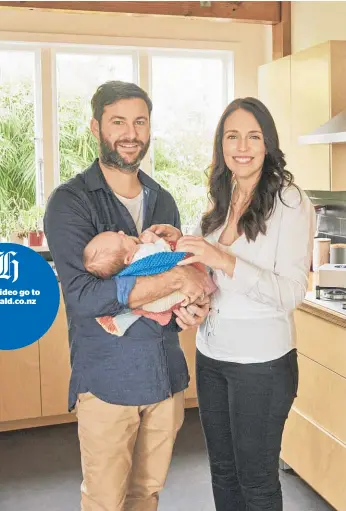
258;40;346;191
39;287;70;417
294;308;346;378
294;353;346;445
258;55;292;171
179;327;198;408
290;42;330;190
282;409;346;511
281;309;346;511
0;343;41;422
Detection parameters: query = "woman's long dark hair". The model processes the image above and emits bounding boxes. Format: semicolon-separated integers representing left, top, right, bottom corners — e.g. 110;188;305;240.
201;97;299;241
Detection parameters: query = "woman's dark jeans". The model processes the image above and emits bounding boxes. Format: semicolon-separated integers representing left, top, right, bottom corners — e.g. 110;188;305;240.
197;348;298;511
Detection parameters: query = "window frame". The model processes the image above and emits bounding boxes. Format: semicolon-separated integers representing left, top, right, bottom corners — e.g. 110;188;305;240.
147;48;234;179
0;43;44;206
0;39;234;206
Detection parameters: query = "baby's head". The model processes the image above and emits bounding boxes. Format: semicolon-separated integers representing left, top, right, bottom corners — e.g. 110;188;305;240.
83;231;139;279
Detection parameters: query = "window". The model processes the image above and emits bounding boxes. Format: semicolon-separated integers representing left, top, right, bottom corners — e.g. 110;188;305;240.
0;49;37;210
0;42;233;244
151;53;232;230
56;52;135;183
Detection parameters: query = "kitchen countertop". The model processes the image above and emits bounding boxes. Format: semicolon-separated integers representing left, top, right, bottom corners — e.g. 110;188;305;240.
297;273;346;328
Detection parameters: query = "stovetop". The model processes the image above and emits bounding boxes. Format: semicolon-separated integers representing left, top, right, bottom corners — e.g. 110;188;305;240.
305;291;346;316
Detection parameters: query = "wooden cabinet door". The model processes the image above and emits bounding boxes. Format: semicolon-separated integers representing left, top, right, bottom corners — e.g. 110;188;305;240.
290;42;331;190
282;408;346;511
39;286;71;416
179;328;198;407
0;343;41;422
258;55;292;171
329;41;346;191
295;353;346;444
294;309;346;378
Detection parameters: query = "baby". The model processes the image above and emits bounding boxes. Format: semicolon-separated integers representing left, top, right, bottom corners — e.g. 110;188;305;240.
83;228;216;335
84;229;174;279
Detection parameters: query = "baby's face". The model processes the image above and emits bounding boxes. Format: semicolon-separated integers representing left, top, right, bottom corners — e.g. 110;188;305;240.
116;231;139;253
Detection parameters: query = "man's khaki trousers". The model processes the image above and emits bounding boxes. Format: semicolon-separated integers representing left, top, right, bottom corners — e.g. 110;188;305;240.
76;391;185;511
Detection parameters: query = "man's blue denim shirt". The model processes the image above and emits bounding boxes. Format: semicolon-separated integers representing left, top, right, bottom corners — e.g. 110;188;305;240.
44;159;189;411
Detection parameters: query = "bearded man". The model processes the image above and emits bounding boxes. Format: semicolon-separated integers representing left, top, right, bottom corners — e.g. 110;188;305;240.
44;81;209;511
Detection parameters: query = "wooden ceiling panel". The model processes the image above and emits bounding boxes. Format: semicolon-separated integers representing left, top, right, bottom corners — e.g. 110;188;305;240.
0;2;281;25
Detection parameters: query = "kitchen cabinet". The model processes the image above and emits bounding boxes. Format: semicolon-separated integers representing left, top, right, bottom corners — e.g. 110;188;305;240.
0;343;41;422
179;327;198;408
290;43;330;190
258;40;346;191
281;308;346;511
39;286;70;417
258;55;292;171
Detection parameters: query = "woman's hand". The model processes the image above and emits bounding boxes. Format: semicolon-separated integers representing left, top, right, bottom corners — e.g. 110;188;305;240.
176;236;235;273
146;224;182;243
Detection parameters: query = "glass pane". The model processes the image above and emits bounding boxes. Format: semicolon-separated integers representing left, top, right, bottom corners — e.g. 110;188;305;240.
0;50;36;228
152;55;226;230
56;53;134;183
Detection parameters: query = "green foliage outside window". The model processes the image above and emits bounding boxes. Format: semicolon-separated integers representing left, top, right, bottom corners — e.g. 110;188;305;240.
0;84;208;237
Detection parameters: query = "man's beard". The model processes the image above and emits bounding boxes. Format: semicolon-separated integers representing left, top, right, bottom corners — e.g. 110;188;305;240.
99;132;150;173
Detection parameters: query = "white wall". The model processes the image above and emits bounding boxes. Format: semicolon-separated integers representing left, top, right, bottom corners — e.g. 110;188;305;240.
292;1;346;53
0;7;271;98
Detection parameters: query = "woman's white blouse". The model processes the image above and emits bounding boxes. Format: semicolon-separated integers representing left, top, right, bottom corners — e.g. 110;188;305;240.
196;186;316;363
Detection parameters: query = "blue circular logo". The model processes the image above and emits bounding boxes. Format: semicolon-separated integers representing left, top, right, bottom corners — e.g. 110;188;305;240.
0;243;60;350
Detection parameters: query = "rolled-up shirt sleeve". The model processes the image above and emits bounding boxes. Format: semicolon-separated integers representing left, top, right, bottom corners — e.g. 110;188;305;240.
230;188;316;312
114;276;136;306
44;186;129;319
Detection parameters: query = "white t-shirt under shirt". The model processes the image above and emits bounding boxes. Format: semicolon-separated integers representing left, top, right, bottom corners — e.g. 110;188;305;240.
195;185;316;364
114;189;144;234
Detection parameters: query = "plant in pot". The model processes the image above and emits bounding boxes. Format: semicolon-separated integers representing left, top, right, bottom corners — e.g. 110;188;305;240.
6;198;30;244
17;205;45;247
0;205;15;242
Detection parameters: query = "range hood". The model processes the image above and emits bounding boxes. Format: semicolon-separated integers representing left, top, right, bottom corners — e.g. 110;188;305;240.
299;110;346;145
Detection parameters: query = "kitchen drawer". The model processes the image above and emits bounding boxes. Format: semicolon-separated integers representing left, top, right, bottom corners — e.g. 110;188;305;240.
296;353;346;444
179;328;197;403
281;408;346;511
294;309;346;378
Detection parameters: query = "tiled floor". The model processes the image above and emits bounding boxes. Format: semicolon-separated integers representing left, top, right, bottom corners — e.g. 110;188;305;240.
0;408;334;510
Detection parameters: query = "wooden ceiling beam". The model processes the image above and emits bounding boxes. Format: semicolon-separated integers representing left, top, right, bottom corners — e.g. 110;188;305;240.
272;1;291;60
0;1;281;25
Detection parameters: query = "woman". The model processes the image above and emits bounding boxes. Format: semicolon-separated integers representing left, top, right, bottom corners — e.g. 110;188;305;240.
150;97;315;510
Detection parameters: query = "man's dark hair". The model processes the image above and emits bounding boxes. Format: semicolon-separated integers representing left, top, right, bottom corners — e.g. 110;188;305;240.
91;81;153;123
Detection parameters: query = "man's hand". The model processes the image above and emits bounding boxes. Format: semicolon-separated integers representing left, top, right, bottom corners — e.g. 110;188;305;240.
147;224;182;243
175;265;211;306
128;264;210;310
174;297;210;330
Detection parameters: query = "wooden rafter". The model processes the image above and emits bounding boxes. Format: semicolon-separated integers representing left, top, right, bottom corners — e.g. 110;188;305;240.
272;1;291;59
0;1;281;25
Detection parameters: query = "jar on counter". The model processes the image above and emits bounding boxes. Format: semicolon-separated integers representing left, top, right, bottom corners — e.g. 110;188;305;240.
313;237;331;271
